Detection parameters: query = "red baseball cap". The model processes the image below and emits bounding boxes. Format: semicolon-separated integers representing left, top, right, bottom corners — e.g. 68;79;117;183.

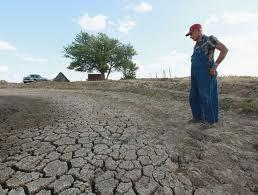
185;24;202;36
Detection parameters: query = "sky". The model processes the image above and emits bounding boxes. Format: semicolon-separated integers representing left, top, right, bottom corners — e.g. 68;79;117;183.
0;0;258;82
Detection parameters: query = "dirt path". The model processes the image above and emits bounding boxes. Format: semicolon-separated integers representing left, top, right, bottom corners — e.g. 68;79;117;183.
0;88;257;195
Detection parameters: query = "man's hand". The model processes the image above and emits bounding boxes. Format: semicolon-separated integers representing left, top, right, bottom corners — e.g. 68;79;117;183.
210;64;218;76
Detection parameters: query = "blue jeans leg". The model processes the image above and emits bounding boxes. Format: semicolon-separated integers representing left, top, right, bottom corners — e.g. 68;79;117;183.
189;73;202;120
197;72;218;123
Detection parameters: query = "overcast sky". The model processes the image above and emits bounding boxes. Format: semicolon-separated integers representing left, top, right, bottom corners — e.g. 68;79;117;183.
0;0;258;82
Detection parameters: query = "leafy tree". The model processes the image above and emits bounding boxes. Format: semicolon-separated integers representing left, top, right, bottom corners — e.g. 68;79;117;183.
64;32;137;80
114;44;138;79
120;61;138;79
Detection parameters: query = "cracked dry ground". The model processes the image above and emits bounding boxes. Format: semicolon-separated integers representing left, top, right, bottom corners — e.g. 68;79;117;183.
0;89;257;195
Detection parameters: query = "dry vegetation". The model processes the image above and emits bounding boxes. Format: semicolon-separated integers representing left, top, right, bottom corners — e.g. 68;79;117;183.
1;76;257;114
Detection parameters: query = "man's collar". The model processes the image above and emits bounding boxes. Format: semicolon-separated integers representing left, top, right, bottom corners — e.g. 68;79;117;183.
196;34;206;45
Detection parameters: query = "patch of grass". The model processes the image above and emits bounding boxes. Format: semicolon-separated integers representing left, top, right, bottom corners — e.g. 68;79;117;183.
221;97;257;114
220;97;236;111
240;99;257;114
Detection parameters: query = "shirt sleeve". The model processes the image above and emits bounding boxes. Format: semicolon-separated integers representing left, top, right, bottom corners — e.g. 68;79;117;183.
208;35;219;48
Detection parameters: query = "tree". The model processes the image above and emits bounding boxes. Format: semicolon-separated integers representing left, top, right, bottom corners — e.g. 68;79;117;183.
112;43;138;79
64;32;137;80
120;61;138;79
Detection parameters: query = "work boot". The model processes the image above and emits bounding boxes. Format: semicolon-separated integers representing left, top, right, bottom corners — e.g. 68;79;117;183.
188;118;202;124
200;121;216;129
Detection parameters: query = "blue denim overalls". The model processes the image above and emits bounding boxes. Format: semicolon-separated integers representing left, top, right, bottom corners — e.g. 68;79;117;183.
189;44;218;123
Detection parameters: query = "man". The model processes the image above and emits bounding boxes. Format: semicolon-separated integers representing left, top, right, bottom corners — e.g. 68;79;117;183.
186;24;228;124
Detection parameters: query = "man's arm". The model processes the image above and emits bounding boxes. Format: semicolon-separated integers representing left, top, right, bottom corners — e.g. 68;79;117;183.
210;41;228;76
215;41;228;65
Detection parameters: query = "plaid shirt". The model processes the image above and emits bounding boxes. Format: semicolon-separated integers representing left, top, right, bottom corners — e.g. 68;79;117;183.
194;34;219;62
